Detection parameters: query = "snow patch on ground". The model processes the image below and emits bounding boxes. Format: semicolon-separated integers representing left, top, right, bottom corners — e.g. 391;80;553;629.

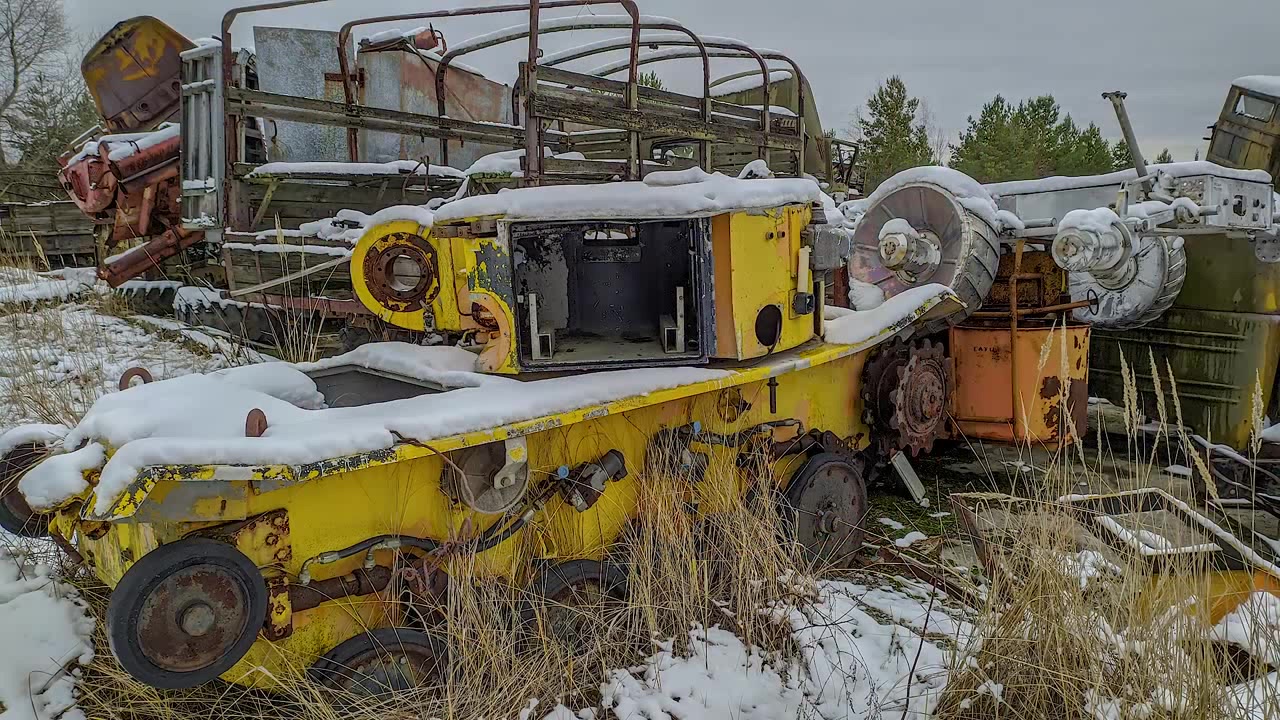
894;531;929;548
0;548;95;720
0;270;97;306
598;579;963;720
1210;592;1280;666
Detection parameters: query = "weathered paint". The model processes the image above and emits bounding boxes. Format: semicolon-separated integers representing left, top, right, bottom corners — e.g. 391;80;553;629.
950;321;1090;445
53;288;960;687
1206;83;1280;190
81;16;191;133
1091;307;1280;448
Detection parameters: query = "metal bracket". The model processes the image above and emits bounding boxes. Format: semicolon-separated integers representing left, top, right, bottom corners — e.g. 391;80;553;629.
494;437;529;490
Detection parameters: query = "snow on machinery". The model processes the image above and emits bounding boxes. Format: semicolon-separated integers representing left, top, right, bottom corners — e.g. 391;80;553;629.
843;90;1280;458
0;0;952;695
847;88;1280;646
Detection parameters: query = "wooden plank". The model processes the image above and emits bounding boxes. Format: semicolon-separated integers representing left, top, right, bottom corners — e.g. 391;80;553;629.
709;99;762;121
540;157;630;176
536;66;627;95
227;88;525;147
531;90;803;152
536;66;704;112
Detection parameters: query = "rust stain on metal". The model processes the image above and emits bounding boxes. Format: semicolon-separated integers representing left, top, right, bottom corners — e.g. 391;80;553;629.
135;564;250;672
263;575;292;641
118;367;153;391
288;566;393;612
205;509;292;569
363;232;441;311
245;409;269;438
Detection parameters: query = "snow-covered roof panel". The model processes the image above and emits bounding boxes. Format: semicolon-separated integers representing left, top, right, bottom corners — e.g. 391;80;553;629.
985;161;1272;198
1234;75;1280;98
433;170;822;222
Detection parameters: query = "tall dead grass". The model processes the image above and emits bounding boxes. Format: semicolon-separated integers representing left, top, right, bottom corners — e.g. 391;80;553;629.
62;456;808;720
935;335;1280;720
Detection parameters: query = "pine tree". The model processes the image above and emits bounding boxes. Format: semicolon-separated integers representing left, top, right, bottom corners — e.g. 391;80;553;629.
1154;148;1173;164
950;95;1019;182
856;76;932;191
950;94;1115;182
5;71;99;173
1111;139;1133;171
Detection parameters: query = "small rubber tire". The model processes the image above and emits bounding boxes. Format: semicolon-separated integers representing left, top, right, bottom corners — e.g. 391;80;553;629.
107;538;267;689
782;452;869;566
520;559;629;643
0;444;51;538
310;627;449;695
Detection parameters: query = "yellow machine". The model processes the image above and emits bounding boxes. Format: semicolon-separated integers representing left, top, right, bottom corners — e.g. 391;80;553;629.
1;176;962;692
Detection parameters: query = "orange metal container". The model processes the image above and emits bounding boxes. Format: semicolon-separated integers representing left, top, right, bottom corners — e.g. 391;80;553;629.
949;320;1090;446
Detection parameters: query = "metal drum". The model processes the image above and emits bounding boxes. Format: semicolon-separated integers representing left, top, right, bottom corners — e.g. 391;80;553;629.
849;180;1000;326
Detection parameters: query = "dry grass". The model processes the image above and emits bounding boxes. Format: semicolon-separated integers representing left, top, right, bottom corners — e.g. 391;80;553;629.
934;341;1280;720
3;279;1277;719
59;462;809;720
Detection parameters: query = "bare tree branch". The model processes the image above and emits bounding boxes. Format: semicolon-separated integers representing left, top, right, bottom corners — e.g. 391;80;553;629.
0;0;67;165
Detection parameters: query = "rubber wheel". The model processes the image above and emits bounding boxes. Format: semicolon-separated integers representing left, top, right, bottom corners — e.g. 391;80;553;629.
782;452;869;566
0;443;51;538
107;538;267;689
522;559;628;646
310;627;449;695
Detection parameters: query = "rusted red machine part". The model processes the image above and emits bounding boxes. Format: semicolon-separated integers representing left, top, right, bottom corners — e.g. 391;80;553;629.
99;227;204;288
57;15;193;285
245;409;269;438
118;367;154;391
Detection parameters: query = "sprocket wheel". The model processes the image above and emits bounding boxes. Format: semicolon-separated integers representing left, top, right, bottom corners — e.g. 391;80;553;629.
889;339;951;456
860;340;910;456
861;339;951;457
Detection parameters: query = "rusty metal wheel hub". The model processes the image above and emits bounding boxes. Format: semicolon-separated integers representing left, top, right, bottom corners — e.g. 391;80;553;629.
362;232;439;311
861;339;951;457
311;628;448;696
784;452;868;565
108;538;267;689
0;443;51;538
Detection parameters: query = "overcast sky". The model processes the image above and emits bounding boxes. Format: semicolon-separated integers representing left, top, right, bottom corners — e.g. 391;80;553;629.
70;0;1279;163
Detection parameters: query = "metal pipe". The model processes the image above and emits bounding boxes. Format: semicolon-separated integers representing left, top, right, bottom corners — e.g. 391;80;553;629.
587;44;807;171
1009;239;1024;434
331;2;638;163
1102;91;1150;195
424;4;644;177
544;37;809;165
971;299;1092;318
525;0;543;182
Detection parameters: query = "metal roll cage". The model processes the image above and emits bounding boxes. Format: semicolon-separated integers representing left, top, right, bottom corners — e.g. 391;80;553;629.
219;0;805;194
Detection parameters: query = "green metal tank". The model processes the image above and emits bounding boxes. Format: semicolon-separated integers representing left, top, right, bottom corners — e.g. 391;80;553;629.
1091;78;1280;448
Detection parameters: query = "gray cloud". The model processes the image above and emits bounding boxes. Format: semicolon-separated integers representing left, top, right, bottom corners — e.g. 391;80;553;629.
70;0;1279;163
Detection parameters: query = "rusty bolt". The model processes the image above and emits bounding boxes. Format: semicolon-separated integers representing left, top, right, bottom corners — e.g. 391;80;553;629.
118;367;153;391
246;409;268;438
274;548;292;563
265;533;279;546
